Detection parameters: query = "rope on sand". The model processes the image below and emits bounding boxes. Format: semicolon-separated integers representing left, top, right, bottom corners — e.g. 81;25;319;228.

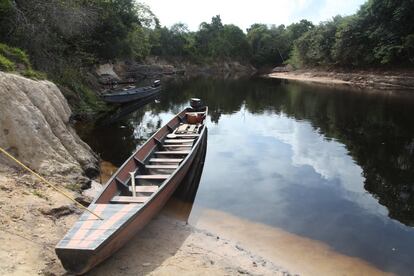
0;147;103;220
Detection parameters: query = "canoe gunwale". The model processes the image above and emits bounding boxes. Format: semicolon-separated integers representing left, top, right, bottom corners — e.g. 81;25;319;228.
101;86;161;103
89;106;207;248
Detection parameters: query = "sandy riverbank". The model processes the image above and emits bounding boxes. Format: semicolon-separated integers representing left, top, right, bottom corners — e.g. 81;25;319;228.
268;69;414;90
0;168;287;276
0;167;394;276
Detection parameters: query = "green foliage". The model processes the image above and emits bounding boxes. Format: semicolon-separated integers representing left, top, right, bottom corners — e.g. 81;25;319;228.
0;54;14;71
0;43;30;68
292;0;414;67
292;16;343;67
0;43;45;78
1;0;412;93
57;66;108;114
246;24;288;67
22;69;46;79
0;0;13;18
150;16;251;63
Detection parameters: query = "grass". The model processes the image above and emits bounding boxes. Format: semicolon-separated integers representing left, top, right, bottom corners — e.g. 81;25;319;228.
0;43;46;79
0;54;15;71
0;43;30;68
23;69;47;79
0;43;107;116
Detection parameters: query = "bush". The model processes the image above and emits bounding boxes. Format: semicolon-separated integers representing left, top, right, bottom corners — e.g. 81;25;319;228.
0;43;30;68
0;54;14;71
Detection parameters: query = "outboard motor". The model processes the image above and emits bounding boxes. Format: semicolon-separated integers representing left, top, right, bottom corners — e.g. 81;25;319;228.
153;80;161;87
190;98;203;111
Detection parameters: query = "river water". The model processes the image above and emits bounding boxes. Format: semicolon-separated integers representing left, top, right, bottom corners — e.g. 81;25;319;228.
78;77;414;275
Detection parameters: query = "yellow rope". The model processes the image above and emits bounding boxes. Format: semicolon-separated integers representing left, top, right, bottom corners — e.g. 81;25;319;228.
0;147;103;220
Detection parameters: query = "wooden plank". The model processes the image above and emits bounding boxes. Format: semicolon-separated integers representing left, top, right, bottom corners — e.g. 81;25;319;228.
128;185;159;193
146;164;178;169
175;134;199;137
167;134;199;138
165;139;194;143
162;144;192;148
149;158;183;163
111;196;149;203
135;174;169;180
155;151;190;155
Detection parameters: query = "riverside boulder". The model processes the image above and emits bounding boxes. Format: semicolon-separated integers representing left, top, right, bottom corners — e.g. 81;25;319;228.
0;72;98;177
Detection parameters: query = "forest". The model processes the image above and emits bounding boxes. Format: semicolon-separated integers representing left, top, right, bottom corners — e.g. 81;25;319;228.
1;0;413;72
0;0;413;112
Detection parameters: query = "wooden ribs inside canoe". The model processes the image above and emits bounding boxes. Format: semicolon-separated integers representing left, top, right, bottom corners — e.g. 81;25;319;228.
55;103;208;275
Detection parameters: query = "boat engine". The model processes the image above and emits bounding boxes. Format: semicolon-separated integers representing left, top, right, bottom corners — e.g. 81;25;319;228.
190;98;203;111
153;80;161;87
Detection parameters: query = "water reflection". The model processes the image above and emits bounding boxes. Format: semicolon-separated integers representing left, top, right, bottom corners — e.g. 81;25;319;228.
78;77;414;275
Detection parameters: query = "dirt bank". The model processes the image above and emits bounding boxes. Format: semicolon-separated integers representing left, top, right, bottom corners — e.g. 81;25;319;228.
268;69;414;90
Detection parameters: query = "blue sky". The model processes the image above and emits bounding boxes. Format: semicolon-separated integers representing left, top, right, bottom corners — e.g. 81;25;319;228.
141;0;367;31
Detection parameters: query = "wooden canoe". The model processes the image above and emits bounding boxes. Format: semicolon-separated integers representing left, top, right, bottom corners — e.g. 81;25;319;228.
101;80;161;103
55;103;208;274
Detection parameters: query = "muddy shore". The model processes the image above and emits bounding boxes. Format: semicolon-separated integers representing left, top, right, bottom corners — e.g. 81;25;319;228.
268;69;414;90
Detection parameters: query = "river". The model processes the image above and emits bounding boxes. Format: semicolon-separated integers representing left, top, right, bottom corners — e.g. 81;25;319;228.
77;77;414;275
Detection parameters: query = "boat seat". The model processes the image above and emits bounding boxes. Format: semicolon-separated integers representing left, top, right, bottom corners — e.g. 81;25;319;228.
150;158;183;163
111;196;149;203
128;185;159;193
155;151;190;155
167;134;199;139
164;139;194;143
146;164;179;169
136;174;169;180
162;144;192;148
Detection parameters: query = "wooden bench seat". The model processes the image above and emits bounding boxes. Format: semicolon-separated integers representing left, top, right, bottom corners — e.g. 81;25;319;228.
164;139;194;143
135;174;170;180
167;134;199;139
146;164;179;169
128;185;159;193
155;151;190;155
150;158;183;163
162;144;192;148
111;196;149;203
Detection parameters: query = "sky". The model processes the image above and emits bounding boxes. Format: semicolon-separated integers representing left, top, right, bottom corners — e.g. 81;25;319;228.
140;0;367;31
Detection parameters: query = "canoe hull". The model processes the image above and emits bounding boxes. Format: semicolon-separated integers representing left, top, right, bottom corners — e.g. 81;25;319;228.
55;128;206;275
101;86;161;103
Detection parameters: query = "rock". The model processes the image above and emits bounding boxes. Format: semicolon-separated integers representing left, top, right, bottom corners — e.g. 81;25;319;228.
96;64;121;81
75;195;93;207
142;262;151;267
237;268;249;274
0;72;98;176
82;180;103;198
39;205;76;219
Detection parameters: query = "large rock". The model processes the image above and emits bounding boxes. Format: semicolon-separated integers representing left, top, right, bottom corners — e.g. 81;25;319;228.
0;72;98;176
